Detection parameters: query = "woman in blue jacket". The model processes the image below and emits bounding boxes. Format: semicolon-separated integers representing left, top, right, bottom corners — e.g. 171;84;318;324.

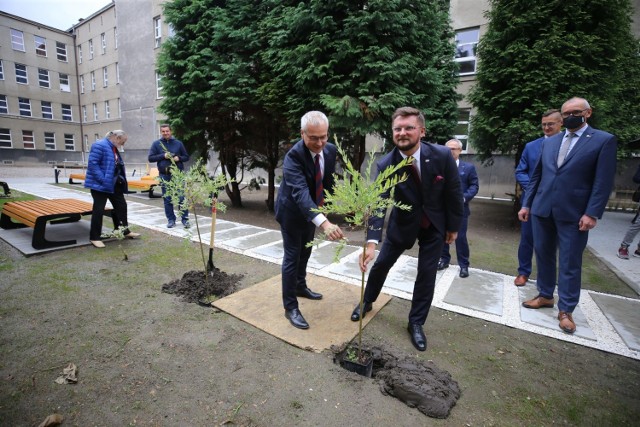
85;130;140;248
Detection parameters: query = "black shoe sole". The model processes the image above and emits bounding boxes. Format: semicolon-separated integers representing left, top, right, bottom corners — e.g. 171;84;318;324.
351;304;372;322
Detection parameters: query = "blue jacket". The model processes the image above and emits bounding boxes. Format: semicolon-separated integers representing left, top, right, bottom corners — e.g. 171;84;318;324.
515;137;544;198
84;138;127;193
458;160;479;216
148;137;190;175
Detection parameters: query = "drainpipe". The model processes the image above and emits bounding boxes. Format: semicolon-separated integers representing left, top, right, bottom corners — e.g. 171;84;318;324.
72;31;86;170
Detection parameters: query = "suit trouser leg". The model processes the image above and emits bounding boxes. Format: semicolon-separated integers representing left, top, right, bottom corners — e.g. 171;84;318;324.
410;227;444;325
455;214;470;268
556;222;588;313
89;190;109;241
621;212;640;247
280;221;315;310
439;242;451;264
363;240;405;305
531;214;557;300
517;216;534;276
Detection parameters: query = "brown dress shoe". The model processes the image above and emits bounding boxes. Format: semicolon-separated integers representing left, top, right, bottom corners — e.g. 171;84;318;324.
522;294;554;309
514;274;528;286
558;311;576;334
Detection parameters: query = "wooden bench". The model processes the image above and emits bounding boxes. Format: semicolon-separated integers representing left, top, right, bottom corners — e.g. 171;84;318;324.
0;198;112;250
67;173;161;198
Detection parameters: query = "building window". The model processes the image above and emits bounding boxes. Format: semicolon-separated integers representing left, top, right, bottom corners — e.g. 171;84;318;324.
168;24;175;38
35;35;47;56
156;71;163;99
80;75;85;93
93;103;98;121
56;41;68;62
89;39;94;59
64;134;75;151
91;71;96;90
114;27;118;49
83;134;88;151
18;98;31;117
105;100;110;119
11;29;25;51
0;95;7;114
115;62;120;84
117;98;121;117
22;130;35;150
44;132;56;150
59;73;70;92
101;33;106;54
15;63;28;84
41;101;53;119
454;28;480;76
455;109;471;151
103;66;108;87
38;68;50;88
0;129;12;148
154;16;162;48
94;133;99;142
78;45;83;63
61;104;72;121
82;105;87;122
0;60;4;80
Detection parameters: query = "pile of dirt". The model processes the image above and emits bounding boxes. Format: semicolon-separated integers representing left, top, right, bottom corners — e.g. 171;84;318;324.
161;269;243;303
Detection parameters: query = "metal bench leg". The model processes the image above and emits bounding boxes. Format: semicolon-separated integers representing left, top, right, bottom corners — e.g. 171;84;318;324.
32;217;80;250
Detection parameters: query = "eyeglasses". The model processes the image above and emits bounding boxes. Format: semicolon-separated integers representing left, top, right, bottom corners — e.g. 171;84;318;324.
561;109;587;118
392;126;419;133
541;122;560;128
304;132;328;143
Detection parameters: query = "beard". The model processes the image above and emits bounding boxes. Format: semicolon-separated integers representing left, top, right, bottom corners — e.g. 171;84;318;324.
395;137;420;153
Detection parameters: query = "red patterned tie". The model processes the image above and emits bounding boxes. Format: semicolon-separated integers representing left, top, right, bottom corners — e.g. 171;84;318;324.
315;154;324;207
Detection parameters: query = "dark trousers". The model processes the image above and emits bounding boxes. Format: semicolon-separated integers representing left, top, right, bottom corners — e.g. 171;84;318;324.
517;213;534;276
160;174;188;222
279;219;315;310
440;213;470;268
532;213;589;313
89;183;128;240
364;226;444;325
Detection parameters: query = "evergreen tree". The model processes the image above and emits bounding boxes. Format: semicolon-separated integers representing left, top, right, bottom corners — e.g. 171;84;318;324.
469;0;640;162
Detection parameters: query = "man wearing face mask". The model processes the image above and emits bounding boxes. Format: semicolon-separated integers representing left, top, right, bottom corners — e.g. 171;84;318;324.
518;97;616;334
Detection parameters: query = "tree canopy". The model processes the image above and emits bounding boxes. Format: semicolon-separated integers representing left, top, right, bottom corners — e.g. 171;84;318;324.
468;0;640;162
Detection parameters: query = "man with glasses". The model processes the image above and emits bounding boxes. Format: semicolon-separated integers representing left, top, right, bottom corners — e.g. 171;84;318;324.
513;109;563;286
518;97;616;334
351;107;463;351
275;111;344;329
438;138;479;278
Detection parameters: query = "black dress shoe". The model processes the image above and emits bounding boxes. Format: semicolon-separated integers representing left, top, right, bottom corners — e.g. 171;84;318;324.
459;267;469;278
296;287;323;300
285;308;309;329
350;302;373;322
407;323;427;351
437;260;449;271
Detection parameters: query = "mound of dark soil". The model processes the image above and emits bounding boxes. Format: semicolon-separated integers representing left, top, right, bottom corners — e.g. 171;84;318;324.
161;269;243;303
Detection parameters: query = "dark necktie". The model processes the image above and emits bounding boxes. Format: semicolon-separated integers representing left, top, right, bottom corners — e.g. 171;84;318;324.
557;132;575;167
315;154;324;207
408;159;430;229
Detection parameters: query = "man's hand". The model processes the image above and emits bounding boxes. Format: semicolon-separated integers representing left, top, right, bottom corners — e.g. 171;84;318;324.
445;231;458;245
173;156;180;161
320;220;344;241
518;207;530;222
164;152;171;159
579;215;597;231
359;242;377;273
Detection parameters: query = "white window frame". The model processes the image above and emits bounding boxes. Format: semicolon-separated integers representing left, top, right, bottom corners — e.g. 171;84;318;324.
56;41;68;62
18;98;32;117
89;39;94;59
101;33;107;54
64;134;75;151
103;66;108;87
0;60;4;80
41;101;53;119
114;27;118;49
117;98;121;118
454;28;480;76
11;29;25;51
455;109;471;152
80;75;85;93
44;132;56;150
15;63;28;84
0;128;12;148
156;71;163;99
78;45;83;63
154;16;162;48
35;35;47;56
22;130;35;150
91;72;96;91
0;95;8;114
116;62;120;84
38;68;50;88
105;100;110;119
93;103;98;121
82;105;87;123
59;73;70;92
61;104;72;121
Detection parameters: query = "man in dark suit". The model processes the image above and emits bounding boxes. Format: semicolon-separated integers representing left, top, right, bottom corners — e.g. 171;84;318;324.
518;97;617;334
438;138;479;278
514;109;563;286
351;107;464;351
275;111;344;330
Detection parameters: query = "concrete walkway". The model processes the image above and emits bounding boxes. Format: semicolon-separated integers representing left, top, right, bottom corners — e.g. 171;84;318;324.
2;169;639;361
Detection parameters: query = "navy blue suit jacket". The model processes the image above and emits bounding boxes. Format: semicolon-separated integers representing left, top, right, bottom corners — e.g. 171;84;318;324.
458;160;479;216
523;125;616;221
368;142;464;249
275;140;337;225
515;136;544;199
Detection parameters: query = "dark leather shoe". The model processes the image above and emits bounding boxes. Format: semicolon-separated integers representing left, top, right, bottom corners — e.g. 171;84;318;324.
285;308;309;329
296;288;323;300
350;302;373;322
407;323;427;351
459;267;469;278
522;294;554;309
437;260;449;270
514;274;528;286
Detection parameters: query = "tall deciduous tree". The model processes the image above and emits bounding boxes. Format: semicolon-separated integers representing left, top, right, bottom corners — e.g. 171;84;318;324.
469;0;640;163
